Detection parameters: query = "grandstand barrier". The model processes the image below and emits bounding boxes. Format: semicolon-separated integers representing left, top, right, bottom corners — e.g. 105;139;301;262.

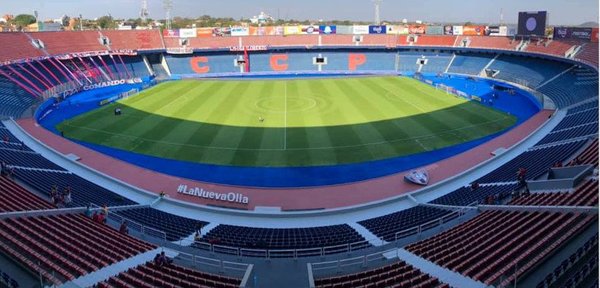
0;203;148;220
309;247;401;278
98;204;168;243
176;251;252;277
173;208;470;259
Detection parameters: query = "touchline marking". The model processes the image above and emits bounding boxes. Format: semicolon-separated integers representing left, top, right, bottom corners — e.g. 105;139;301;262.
62;116;511;152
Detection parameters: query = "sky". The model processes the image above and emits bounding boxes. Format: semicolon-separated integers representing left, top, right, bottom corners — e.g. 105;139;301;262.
2;0;598;26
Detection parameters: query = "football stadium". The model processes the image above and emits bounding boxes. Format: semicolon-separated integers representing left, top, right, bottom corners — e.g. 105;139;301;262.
0;1;598;287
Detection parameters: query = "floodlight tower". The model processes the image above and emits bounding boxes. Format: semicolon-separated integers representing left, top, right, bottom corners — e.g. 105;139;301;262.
140;0;149;24
373;0;383;25
163;0;173;29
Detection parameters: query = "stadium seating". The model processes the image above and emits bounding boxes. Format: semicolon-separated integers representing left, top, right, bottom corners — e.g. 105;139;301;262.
525;39;580;57
0;74;38;118
11;169;206;241
360;35;397;47
554;108;598;131
198;224;368;251
0;33;45;63
314;260;448;288
537;67;599;108
0;148;66;170
100;261;241;288
567;101;599;115
536;235;598;288
28;31;106;55
431;184;517;206
571;138;599;166
165;36;240;50
0;176;54;212
446;52;495;75
475;140;586;183
320;35;356;46
241;35;319;47
575;42;599;67
406;210;595;285
0;175;155;285
410;35;457;47
458;36;518;50
509;180;598;207
536;122;598;145
488;55;573;88
358;206;452;242
100;30;164;51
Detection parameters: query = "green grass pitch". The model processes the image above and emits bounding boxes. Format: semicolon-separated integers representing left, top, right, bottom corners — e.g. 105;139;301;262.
57;76;517;167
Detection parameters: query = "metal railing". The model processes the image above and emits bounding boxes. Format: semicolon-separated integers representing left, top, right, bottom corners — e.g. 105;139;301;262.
171;208;467;260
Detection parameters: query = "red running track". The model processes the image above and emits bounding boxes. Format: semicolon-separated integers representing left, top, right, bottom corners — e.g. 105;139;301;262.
17;110;552;211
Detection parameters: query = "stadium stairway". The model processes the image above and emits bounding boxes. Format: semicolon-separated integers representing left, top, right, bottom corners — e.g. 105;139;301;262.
347;222;387;246
395;248;488;288
63;247;178;287
174;222;219;247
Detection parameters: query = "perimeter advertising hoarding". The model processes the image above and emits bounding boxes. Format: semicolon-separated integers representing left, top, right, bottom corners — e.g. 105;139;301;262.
518;11;547;36
386;25;400;34
253;26;284;36
592;28;599;42
452;26;463;35
179;28;197;38
485;26;508;36
387;25;409;35
369;25;387;34
336;25;353;34
463;26;486;36
353;25;370;35
163;29;179;37
553;27;594;40
426;26;444;35
212;27;231;37
319;25;337;34
284;26;301;35
443;26;453;35
408;24;426;34
301;25;320;34
196;27;213;38
231;27;250;36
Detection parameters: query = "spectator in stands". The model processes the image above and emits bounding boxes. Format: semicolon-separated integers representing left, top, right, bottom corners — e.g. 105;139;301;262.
119;221;129;235
0;163;6;177
3;135;8;143
517;167;527;182
97;212;105;224
153;253;163;266
160;251;172;266
553;161;563;168
195;223;203;235
63;188;72;206
92;211;99;222
470;182;479;191
153;252;173;267
194;231;202;242
84;204;93;218
159;191;165;198
102;204;109;216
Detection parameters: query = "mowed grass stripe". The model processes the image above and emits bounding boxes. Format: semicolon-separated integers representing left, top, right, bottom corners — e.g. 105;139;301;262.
58;77;518;167
331;78;397;159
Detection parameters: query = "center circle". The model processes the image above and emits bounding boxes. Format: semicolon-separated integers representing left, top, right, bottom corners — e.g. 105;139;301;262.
255;96;318;113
